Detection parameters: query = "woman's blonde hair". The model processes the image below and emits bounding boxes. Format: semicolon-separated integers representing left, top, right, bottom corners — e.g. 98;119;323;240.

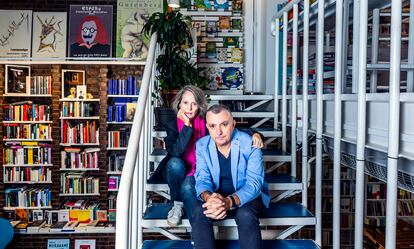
172;85;208;118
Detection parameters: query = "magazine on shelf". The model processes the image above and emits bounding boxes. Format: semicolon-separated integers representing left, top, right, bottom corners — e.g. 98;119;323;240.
47;239;70;249
5;65;30;95
32;12;67;58
116;0;162;59
0;10;32;58
69;5;113;57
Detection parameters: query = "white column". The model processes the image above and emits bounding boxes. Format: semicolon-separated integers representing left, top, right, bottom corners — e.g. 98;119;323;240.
291;4;298;178
302;0;310;207
282;12;288;151
407;0;414;92
315;0;325;245
355;0;368;247
385;0;402;248
352;0;360;93
342;0;350;93
370;9;380;93
274;18;280;129
333;0;344;248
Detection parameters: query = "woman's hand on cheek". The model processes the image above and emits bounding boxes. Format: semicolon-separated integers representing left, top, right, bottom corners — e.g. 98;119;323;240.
177;109;192;127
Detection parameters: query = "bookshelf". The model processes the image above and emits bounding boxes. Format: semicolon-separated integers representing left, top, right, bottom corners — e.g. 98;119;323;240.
2;71;54;210
365;176;414;227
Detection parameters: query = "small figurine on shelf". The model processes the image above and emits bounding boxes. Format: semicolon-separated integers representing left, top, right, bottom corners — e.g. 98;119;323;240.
67;87;77;99
86;93;94;99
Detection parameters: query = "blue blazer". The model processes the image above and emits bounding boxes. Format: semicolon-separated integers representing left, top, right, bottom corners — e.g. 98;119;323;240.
195;129;270;208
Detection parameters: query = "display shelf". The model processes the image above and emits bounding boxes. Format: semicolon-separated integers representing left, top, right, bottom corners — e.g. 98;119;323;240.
60;143;100;146
107;147;127;151
107;121;133;125
2;121;53;124
107;95;139;98
3;206;52;210
59;117;100;120
59;193;100;197
3;138;53;142
107;171;122;175
60;98;100;102
0;58;146;65
3;181;52;184
108;189;119;192
3;94;52;97
3;164;53;167
59;168;100;171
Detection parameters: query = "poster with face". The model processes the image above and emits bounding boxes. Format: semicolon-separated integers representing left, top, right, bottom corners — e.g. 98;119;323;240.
69;5;113;57
116;0;163;60
32;12;67;58
0;10;32;58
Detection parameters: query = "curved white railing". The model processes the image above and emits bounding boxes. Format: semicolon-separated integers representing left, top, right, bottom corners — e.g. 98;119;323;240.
116;33;158;249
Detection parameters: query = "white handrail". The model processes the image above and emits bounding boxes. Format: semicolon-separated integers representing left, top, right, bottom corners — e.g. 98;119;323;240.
116;32;158;249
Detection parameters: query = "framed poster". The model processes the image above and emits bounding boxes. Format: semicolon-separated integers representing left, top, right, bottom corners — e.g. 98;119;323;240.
61;69;85;99
0;10;32;58
48;239;70;249
32;12;67;58
5;65;30;95
74;239;95;249
69;5;113;57
116;0;163;60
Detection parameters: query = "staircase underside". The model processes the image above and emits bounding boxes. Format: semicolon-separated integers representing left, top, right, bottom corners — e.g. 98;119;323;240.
142;239;320;249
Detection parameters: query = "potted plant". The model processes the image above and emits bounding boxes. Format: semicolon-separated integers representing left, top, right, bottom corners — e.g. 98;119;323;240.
142;9;208;129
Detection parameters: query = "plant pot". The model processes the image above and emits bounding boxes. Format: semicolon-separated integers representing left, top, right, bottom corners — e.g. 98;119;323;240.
154;107;176;131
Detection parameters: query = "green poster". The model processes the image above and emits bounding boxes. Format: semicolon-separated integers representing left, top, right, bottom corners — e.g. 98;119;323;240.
116;0;163;59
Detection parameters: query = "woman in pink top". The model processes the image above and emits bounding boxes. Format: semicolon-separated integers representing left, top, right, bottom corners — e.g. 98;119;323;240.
151;85;263;227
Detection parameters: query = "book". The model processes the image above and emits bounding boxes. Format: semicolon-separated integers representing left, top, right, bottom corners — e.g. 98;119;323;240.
27;220;46;233
216;48;228;62
62;221;79;232
15;222;29;230
218;17;231;30
75;239;96;249
230;48;243;63
69;5;113;57
233;0;243;12
224;37;239;48
214;0;229;10
47;239;70;249
32;12;67;58
50;221;68;232
232;19;242;30
126;102;136;122
96;210;108;221
206;42;217;58
206;21;217;36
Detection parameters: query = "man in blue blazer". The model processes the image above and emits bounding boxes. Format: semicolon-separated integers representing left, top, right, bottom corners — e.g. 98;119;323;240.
192;104;270;249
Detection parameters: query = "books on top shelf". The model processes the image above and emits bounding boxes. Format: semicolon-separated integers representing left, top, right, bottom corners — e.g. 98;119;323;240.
4;166;52;183
61;120;99;144
3;141;52;165
108;128;130;148
60;173;99;195
4;102;51;122
107;75;139;95
4;187;52;208
4;123;52;140
61;147;100;169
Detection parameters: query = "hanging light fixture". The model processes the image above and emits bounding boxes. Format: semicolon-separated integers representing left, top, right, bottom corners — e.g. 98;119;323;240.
168;0;180;8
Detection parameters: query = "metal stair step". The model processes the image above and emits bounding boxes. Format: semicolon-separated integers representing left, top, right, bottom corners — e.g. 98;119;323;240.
142;239;320;249
150;148;291;163
147;173;302;191
142;202;315;228
153;127;282;138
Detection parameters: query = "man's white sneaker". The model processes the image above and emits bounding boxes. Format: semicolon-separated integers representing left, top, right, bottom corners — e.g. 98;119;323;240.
167;201;184;226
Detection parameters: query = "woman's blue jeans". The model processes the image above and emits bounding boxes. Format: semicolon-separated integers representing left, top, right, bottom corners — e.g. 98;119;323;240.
163;157;196;224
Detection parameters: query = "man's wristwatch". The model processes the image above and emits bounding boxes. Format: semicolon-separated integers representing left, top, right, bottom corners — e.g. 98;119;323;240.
228;195;237;210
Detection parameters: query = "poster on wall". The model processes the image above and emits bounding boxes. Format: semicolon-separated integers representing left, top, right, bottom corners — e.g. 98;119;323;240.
116;0;163;60
0;10;32;58
47;239;70;249
32;12;67;58
74;239;95;249
69;5;113;57
5;65;30;96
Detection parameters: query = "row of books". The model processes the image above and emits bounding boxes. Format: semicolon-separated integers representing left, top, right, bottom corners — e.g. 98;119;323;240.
108;194;117;210
61;148;100;169
108;129;130;148
107;76;139;95
61;120;99;144
108;154;125;172
61;102;97;117
3;142;52;165
108;176;120;190
367;183;386;199
204;44;243;63
4;187;51;208
197;17;242;36
4;167;52;183
3;123;51;140
28;75;52;95
60;173;100;195
4;102;51;121
107;102;136;122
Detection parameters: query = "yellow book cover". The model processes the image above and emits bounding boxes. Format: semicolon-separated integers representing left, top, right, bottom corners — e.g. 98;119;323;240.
21;141;39;146
27;148;33;164
69;210;92;223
